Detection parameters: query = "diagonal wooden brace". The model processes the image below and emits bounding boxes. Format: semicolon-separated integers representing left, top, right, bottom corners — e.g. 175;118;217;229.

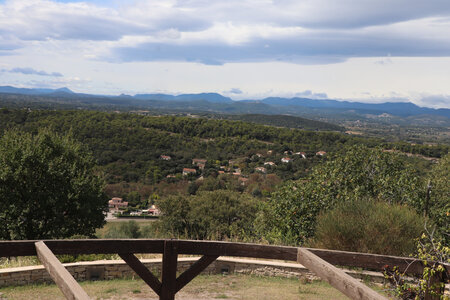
118;253;162;296
176;255;219;292
297;247;387;300
35;241;90;300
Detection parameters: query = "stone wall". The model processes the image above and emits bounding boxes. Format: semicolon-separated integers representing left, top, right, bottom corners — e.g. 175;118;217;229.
0;257;385;288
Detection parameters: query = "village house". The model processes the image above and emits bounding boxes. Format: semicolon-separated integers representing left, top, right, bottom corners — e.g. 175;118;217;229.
197;163;206;170
142;205;160;216
192;158;207;166
160;155;171;160
294;152;307;159
238;177;249;186
264;161;276;167
182;168;197;176
281;157;293;163
316;151;327;156
108;197;128;211
255;167;267;173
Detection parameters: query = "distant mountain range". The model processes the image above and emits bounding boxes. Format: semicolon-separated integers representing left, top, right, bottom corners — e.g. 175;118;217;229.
0;85;449;119
0;86;74;95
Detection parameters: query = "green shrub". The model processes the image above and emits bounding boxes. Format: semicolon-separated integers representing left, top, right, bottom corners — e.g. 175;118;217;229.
104;221;141;238
312;200;425;256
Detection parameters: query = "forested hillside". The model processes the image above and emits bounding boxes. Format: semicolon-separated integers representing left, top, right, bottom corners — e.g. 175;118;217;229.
0;108;447;204
217;114;345;131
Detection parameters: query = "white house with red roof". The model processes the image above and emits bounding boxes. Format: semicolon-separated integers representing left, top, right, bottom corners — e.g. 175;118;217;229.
281;157;293;163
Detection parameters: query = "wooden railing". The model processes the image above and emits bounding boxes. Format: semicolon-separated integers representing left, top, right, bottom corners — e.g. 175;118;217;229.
1;239;448;300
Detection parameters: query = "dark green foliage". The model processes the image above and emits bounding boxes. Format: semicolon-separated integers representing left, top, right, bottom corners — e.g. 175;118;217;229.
0;109;445;194
156;194;190;236
313;200;425;256
427;153;450;243
156;190;259;239
222;114;345;131
188;190;259;239
104;221;141;239
0;129;107;240
261;145;425;245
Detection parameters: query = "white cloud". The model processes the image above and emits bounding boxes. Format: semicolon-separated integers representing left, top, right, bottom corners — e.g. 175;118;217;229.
0;0;450;107
1;0;450;64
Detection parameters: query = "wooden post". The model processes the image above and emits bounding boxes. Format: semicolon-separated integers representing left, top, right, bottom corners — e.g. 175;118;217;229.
35;241;90;300
160;240;178;300
297;248;387;300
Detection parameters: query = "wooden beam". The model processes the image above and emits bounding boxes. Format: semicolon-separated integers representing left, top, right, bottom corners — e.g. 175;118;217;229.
1;240;448;276
176;255;218;292
160;240;178;300
35;241;90;300
0;239;165;256
306;247;426;275
177;239;298;261
297;248;387;300
118;253;161;296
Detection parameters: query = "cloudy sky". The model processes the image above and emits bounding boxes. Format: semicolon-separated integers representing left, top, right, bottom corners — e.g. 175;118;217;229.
1;0;450;108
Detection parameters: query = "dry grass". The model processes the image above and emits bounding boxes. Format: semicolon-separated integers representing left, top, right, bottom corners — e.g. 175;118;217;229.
0;257;40;270
0;274;389;300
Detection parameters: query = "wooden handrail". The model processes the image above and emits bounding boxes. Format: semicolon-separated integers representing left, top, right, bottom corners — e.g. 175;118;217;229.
1;239;448;300
1;239;446;276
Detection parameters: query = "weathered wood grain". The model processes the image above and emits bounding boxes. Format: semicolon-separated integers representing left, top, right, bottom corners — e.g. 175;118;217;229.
0;239;165;256
306;247;427;275
297;248;387;300
35;241;90;300
1;240;448;277
160;240;178;300
177;240;298;261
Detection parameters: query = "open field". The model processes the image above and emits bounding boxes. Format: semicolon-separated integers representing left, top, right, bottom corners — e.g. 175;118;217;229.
0;274;389;300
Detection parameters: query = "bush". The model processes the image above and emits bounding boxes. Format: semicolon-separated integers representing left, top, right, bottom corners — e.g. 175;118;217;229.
104;221;141;238
312;200;426;256
156;190;259;240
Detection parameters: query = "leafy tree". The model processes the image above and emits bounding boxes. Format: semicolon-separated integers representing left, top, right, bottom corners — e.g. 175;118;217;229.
261;145;424;245
0;129;107;240
188;190;259;239
156;194;190;236
156;190;259;240
427;153;450;243
124;191;141;207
